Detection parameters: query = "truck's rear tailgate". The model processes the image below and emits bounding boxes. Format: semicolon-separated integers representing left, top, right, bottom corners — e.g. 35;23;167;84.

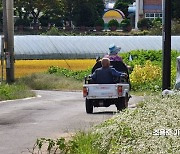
83;84;129;99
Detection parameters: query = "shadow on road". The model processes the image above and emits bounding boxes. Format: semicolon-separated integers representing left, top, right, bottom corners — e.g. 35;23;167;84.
92;111;116;115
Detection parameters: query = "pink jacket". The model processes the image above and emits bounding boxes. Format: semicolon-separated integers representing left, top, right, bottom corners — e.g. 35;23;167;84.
104;55;123;62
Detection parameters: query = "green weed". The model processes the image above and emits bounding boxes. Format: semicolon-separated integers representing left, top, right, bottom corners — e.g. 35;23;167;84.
32;94;180;153
47;50;179;92
48;66;91;81
0;83;35;101
92;94;180;153
19;73;83;90
31;132;100;154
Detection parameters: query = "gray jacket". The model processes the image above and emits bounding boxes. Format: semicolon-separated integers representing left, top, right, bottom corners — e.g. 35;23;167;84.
91;67;123;84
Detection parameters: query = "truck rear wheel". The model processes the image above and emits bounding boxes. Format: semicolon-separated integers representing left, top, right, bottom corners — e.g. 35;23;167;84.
116;94;129;111
86;99;93;114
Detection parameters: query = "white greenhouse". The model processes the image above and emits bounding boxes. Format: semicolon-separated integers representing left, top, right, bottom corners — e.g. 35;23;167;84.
1;35;180;59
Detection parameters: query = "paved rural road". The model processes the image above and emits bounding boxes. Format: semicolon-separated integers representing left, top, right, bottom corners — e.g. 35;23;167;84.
0;90;143;154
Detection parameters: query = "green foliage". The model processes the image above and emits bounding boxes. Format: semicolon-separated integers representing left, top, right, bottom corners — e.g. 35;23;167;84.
33;94;180;153
19;73;82;90
49;18;63;27
93;94;180;153
131;30;150;36
149;18;162;35
121;50;179;67
152;18;162;25
15;18;30;26
71;132;100;154
0;7;2;25
39;15;63;27
32;132;100;153
40;30;135;36
121;50;179;91
114;0;134;17
108;19;119;28
73;2;96;27
172;0;180;19
48;66;91;81
94;0;105;17
130;61;162;91
0;83;35;101
133;19;180;35
39;16;49;27
95;18;104;27
172;20;180;35
138;18;153;30
46;50;179;92
120;19;131;32
121;50;162;68
14;0;63;25
37;18;180;35
43;26;60;35
61;0;104;27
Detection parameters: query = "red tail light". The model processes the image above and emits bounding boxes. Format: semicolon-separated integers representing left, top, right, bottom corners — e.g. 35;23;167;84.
118;86;123;96
83;87;88;97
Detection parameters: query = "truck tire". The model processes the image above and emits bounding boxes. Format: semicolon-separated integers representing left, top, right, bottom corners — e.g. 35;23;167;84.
116;94;129;111
86;99;93;114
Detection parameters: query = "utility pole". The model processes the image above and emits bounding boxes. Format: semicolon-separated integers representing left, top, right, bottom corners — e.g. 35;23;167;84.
162;0;171;90
2;0;15;83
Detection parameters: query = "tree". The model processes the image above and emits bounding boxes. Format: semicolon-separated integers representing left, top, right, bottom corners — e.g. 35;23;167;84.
40;1;63;27
62;0;104;27
61;0;74;26
108;19;119;31
114;0;134;17
14;0;105;28
95;18;104;31
14;0;31;27
14;0;63;26
0;1;3;26
95;18;104;27
172;0;180;19
14;0;30;20
137;18;153;30
73;2;96;27
91;0;104;18
120;19;131;32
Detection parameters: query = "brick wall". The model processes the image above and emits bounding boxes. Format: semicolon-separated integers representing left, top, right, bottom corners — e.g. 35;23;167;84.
144;0;162;5
144;0;162;13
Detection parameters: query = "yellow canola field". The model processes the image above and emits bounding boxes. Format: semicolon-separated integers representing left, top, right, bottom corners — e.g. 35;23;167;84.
11;59;95;78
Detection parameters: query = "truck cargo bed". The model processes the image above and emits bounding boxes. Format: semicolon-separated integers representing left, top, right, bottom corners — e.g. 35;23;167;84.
83;84;129;99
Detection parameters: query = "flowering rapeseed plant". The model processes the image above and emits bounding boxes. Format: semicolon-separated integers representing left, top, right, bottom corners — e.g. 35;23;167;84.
14;59;95;78
130;60;161;84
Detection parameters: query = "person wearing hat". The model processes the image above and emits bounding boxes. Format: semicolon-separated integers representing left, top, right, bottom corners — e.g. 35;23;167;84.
104;44;131;70
104;44;123;61
91;58;127;84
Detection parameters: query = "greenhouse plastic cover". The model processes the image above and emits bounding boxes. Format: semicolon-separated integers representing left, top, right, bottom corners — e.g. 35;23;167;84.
1;35;180;59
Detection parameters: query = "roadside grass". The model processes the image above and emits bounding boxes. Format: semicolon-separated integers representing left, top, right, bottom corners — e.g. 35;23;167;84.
18;73;82;90
130;89;161;96
3;50;177;92
33;94;180;153
93;94;180;153
48;66;91;81
71;132;100;154
31;132;100;154
0;70;85;101
0;83;35;101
